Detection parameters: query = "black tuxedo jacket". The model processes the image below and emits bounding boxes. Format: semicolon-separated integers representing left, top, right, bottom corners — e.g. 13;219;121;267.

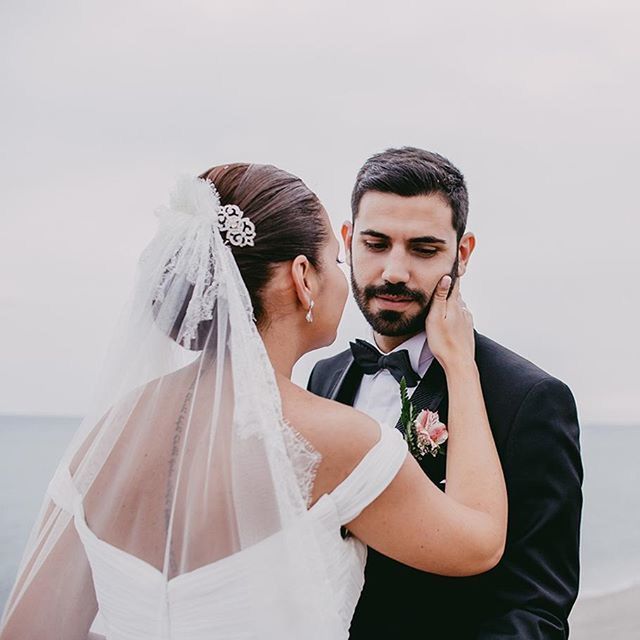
307;332;583;639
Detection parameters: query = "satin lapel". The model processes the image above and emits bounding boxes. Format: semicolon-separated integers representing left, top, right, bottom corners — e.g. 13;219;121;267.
395;359;449;487
329;356;364;406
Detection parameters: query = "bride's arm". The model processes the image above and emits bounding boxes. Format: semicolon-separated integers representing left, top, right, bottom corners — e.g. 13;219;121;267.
427;276;507;526
0;517;98;640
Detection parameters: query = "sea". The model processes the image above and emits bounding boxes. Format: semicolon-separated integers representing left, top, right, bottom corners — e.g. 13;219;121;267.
0;415;638;612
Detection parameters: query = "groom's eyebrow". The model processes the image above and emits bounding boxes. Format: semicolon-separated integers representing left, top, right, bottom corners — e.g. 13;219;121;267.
360;229;389;239
409;235;447;245
360;229;447;244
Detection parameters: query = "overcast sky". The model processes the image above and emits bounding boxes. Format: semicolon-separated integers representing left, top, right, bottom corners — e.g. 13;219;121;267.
1;0;638;426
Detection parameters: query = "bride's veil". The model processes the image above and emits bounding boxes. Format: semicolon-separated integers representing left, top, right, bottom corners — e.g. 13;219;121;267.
1;175;341;638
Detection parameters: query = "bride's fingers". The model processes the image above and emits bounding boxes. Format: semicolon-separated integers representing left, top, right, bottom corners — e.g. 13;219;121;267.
433;275;452;303
427;275;452;323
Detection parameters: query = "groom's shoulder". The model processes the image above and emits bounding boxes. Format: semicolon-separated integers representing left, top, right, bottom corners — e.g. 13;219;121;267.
475;332;569;395
475;334;580;466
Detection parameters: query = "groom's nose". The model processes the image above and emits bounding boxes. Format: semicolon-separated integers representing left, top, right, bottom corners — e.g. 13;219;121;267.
381;247;410;284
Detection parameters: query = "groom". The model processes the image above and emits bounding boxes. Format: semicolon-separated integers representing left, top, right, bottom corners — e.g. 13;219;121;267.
308;147;583;639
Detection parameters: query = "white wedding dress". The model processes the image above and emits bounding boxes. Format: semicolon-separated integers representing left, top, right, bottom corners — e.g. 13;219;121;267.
48;423;407;640
0;177;408;640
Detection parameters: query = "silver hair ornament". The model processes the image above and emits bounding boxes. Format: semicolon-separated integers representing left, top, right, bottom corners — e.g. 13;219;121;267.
216;203;256;248
163;176;257;247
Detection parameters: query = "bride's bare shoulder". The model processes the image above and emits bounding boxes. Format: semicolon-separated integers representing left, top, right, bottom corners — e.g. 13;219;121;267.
279;380;380;462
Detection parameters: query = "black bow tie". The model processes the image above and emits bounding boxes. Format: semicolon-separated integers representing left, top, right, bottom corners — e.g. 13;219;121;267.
349;338;420;387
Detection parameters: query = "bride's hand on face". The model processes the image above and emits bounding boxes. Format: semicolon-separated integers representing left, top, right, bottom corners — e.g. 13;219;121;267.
425;275;475;371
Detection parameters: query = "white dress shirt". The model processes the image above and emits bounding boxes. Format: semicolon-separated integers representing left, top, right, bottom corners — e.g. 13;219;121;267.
353;331;434;428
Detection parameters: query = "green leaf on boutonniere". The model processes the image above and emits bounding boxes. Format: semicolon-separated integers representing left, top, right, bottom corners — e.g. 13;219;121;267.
399;377;416;451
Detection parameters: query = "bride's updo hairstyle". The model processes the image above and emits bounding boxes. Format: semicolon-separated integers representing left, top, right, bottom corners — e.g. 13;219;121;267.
198;163;327;326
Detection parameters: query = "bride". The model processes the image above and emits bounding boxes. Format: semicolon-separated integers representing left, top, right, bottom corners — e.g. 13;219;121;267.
0;163;507;640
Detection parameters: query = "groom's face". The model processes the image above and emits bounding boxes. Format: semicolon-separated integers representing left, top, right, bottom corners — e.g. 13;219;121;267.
344;191;473;338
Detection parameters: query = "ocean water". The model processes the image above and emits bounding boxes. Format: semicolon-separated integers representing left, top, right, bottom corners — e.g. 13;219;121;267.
0;416;638;611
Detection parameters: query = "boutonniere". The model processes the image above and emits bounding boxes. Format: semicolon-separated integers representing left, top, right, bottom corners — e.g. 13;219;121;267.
399;377;448;460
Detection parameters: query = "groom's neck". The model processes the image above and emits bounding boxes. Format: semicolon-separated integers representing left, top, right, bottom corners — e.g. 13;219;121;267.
373;331;422;354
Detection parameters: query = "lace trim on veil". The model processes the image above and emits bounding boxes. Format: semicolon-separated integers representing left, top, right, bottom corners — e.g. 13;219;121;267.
155;176;322;509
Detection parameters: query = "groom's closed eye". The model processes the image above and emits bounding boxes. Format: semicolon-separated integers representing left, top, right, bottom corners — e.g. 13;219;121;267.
363;240;388;252
411;245;439;257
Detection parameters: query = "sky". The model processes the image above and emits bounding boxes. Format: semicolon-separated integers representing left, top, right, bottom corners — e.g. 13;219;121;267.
1;0;638;426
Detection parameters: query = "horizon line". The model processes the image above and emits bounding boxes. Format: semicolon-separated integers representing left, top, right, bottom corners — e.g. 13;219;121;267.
0;412;638;430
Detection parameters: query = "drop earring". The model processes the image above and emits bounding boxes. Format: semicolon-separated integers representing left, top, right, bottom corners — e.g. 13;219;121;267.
305;299;315;323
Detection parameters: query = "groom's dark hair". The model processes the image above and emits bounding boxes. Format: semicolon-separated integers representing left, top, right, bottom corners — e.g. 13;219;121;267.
351;147;469;241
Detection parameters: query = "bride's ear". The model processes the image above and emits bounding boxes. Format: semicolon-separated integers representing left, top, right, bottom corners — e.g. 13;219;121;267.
290;255;315;312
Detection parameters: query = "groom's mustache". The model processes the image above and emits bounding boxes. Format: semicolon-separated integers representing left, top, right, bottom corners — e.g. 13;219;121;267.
363;283;428;305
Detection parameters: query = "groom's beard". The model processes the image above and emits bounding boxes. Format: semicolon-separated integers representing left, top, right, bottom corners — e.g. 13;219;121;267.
350;256;460;338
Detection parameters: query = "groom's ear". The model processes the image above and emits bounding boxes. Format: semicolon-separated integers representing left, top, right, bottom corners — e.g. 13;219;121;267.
341;221;353;267
457;232;476;277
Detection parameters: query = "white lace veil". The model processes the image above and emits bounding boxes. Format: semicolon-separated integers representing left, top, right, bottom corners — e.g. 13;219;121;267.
1;175;341;639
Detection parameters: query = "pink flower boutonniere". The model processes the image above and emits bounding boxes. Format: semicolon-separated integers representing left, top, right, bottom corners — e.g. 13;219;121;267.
399;377;448;461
